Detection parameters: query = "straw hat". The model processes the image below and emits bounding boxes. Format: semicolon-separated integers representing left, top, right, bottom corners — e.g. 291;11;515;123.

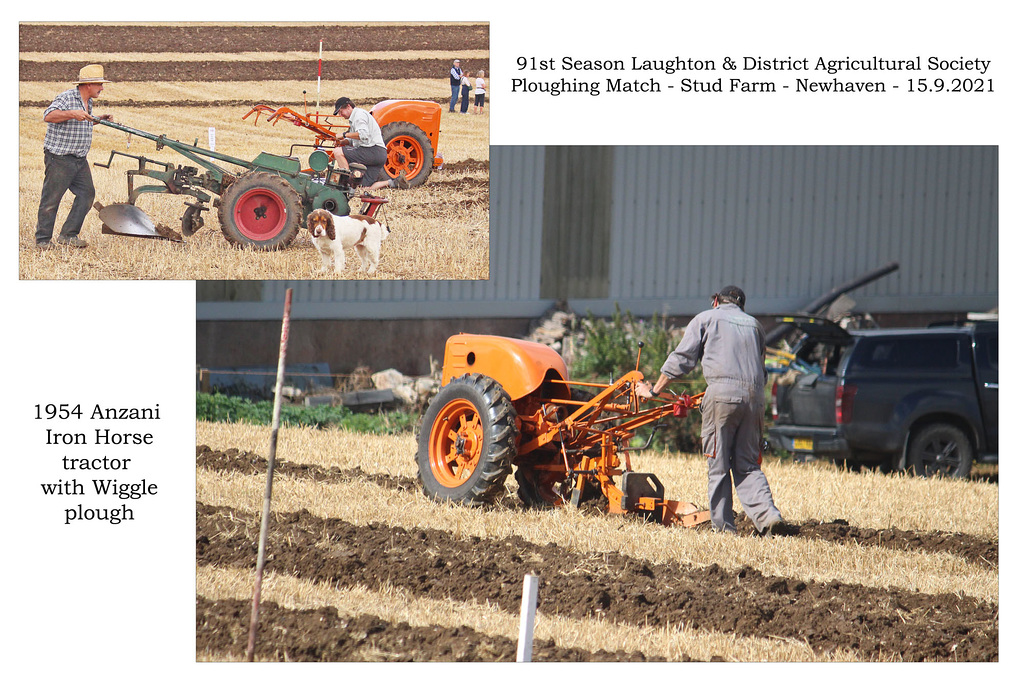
76;64;111;84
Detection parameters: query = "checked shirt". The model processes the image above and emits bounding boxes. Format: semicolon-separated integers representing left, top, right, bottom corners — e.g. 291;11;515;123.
43;89;94;157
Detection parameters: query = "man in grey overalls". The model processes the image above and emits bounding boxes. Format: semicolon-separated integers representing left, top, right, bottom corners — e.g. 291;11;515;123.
637;286;787;535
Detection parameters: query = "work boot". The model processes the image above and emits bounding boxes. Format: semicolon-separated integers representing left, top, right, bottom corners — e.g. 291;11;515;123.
56;235;89;248
762;517;797;537
35;241;55;250
396;170;410;189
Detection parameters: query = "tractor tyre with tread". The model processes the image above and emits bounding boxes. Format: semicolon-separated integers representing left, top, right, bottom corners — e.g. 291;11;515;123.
218;171;303;250
417;374;518;506
382;122;434;188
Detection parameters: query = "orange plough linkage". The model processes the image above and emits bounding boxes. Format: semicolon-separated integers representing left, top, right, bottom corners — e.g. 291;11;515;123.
243;105;344;148
517;370;710;527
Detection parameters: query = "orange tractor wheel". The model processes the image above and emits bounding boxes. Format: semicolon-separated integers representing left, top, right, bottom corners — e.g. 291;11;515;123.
417;374;517;505
382;122;434;188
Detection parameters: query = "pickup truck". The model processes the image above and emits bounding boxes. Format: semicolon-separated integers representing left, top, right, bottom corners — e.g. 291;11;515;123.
767;316;998;477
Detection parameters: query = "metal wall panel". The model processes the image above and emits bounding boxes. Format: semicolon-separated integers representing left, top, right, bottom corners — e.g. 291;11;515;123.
603;146;997;316
197;146;997;321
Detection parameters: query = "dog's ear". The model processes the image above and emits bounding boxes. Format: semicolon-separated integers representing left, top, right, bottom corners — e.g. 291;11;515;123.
306;211;316;232
325;213;335;241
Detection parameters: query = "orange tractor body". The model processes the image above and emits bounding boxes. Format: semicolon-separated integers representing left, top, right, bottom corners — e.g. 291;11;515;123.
417;333;710;527
243;99;443;188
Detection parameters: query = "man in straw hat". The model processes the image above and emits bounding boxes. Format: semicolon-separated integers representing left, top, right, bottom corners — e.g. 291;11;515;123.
34;64;113;249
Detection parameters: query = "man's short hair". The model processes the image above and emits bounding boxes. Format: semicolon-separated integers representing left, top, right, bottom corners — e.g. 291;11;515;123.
714;285;746;309
334;97;354;114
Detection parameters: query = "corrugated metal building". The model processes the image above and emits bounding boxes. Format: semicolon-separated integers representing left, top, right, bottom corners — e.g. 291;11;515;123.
197;145;998;372
198;145;997;320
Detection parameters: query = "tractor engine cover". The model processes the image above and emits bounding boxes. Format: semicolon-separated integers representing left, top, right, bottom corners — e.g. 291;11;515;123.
441;334;569;402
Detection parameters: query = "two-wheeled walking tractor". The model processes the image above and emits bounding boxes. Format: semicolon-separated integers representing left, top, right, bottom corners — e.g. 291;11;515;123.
89;118;388;251
417;334;711;528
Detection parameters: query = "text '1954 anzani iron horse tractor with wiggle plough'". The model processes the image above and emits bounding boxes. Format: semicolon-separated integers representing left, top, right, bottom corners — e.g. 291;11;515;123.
417;334;711;527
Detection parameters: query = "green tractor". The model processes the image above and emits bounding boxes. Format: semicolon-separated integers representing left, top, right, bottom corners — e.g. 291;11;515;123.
91;118;385;250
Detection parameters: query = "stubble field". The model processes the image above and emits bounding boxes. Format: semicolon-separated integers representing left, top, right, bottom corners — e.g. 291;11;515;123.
19;23;489;280
195;420;998;662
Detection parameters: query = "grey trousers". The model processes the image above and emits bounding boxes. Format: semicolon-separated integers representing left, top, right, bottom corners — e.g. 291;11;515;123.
342;144;388;187
35;150;95;244
700;383;781;533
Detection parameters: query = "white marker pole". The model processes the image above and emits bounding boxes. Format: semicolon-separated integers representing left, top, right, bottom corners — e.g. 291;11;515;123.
317;40;323;111
208;126;215;152
516;574;539;662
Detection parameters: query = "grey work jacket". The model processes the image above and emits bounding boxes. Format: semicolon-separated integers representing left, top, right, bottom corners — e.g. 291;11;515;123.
661;303;767;398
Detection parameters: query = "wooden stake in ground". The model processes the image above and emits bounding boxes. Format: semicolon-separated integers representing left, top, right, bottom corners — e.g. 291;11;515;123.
245;288;294;662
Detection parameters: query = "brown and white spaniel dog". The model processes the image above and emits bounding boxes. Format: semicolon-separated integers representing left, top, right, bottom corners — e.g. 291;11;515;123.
306;208;390;275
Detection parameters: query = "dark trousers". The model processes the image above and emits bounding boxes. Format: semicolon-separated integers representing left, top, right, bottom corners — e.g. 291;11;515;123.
35;150;94;244
342;144;388;186
460;85;471;113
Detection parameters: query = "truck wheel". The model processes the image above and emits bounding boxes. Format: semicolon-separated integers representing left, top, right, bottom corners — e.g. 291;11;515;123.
382;122;434;187
907;424;973;478
218;171;302;250
417;374;517;506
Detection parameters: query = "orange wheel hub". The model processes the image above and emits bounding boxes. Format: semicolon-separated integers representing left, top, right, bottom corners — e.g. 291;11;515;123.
385;136;425;178
429;399;484;487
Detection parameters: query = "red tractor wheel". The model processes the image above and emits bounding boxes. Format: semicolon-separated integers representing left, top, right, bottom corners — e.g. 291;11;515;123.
417;374;517;506
218;171;302;250
381;122;434;188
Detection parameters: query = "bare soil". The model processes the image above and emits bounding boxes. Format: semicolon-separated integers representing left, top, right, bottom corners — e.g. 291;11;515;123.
19;23;489;92
196;445;998;568
197;596;667;662
19;23;489;54
196;446;998;662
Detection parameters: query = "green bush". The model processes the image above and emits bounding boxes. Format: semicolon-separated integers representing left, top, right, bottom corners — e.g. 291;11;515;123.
569;306;706;453
196;393;416;435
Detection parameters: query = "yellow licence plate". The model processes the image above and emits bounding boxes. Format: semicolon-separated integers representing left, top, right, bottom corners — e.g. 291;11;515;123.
793;438;814;451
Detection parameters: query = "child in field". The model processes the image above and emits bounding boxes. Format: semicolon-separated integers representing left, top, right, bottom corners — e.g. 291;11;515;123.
474;71;486;114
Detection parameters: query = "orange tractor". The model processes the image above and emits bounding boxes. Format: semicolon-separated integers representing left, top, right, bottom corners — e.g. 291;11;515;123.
244;99;442;188
417;334;711;527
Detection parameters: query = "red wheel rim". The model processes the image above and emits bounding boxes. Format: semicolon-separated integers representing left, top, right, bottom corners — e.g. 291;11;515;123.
232;187;288;240
385;136;425;179
428;399;483;487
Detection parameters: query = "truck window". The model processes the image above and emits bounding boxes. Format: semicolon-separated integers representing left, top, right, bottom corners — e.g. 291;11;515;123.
851;337;961;371
977;336;998;372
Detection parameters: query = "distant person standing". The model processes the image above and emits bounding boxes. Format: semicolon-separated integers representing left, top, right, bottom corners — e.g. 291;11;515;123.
459;71;472;113
448;59;463;112
473;70;486;114
35;64;113;249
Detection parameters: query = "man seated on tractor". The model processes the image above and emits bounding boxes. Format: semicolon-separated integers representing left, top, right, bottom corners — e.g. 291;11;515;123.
331;97;409;191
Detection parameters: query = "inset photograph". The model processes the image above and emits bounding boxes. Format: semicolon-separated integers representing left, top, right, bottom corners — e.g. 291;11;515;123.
19;22;489;280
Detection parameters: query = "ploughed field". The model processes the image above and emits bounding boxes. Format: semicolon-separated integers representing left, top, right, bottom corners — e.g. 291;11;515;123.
195;422;998;662
19;23;490;280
